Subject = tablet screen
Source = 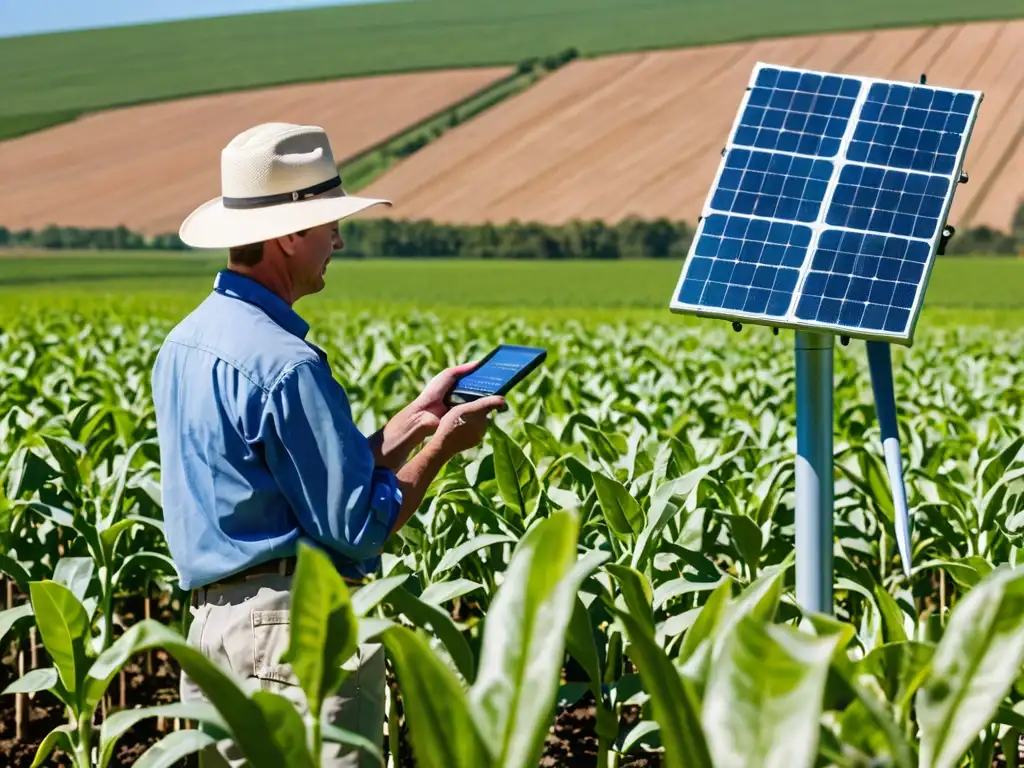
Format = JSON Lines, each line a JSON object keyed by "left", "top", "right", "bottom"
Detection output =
{"left": 455, "top": 346, "right": 545, "bottom": 395}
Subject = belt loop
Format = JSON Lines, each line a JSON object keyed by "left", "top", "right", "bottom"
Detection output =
{"left": 278, "top": 558, "right": 287, "bottom": 576}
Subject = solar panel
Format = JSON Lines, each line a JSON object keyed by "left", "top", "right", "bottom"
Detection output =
{"left": 670, "top": 62, "right": 982, "bottom": 345}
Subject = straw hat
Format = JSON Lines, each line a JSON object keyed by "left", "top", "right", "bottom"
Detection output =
{"left": 179, "top": 122, "right": 391, "bottom": 249}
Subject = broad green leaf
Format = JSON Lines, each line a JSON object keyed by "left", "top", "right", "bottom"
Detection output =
{"left": 432, "top": 534, "right": 516, "bottom": 580}
{"left": 321, "top": 722, "right": 386, "bottom": 766}
{"left": 357, "top": 617, "right": 395, "bottom": 645}
{"left": 469, "top": 510, "right": 607, "bottom": 768}
{"left": 381, "top": 625, "right": 489, "bottom": 768}
{"left": 837, "top": 681, "right": 914, "bottom": 768}
{"left": 980, "top": 435, "right": 1024, "bottom": 495}
{"left": 0, "top": 603, "right": 34, "bottom": 645}
{"left": 99, "top": 517, "right": 142, "bottom": 566}
{"left": 523, "top": 422, "right": 563, "bottom": 462}
{"left": 873, "top": 584, "right": 909, "bottom": 644}
{"left": 351, "top": 574, "right": 409, "bottom": 617}
{"left": 616, "top": 608, "right": 711, "bottom": 768}
{"left": 491, "top": 426, "right": 539, "bottom": 519}
{"left": 7, "top": 449, "right": 58, "bottom": 500}
{"left": 2, "top": 666, "right": 58, "bottom": 695}
{"left": 0, "top": 553, "right": 31, "bottom": 592}
{"left": 53, "top": 556, "right": 95, "bottom": 603}
{"left": 653, "top": 575, "right": 727, "bottom": 611}
{"left": 917, "top": 565, "right": 1024, "bottom": 768}
{"left": 565, "top": 595, "right": 617, "bottom": 740}
{"left": 29, "top": 580, "right": 90, "bottom": 697}
{"left": 251, "top": 691, "right": 316, "bottom": 768}
{"left": 40, "top": 434, "right": 83, "bottom": 496}
{"left": 112, "top": 551, "right": 178, "bottom": 587}
{"left": 88, "top": 619, "right": 286, "bottom": 767}
{"left": 280, "top": 541, "right": 358, "bottom": 720}
{"left": 134, "top": 730, "right": 220, "bottom": 768}
{"left": 607, "top": 564, "right": 654, "bottom": 634}
{"left": 621, "top": 720, "right": 661, "bottom": 754}
{"left": 723, "top": 513, "right": 763, "bottom": 576}
{"left": 712, "top": 559, "right": 791, "bottom": 661}
{"left": 859, "top": 641, "right": 933, "bottom": 710}
{"left": 100, "top": 702, "right": 228, "bottom": 768}
{"left": 30, "top": 724, "right": 75, "bottom": 768}
{"left": 579, "top": 424, "right": 626, "bottom": 466}
{"left": 678, "top": 578, "right": 732, "bottom": 666}
{"left": 703, "top": 616, "right": 840, "bottom": 768}
{"left": 632, "top": 468, "right": 710, "bottom": 570}
{"left": 420, "top": 579, "right": 483, "bottom": 606}
{"left": 386, "top": 586, "right": 476, "bottom": 684}
{"left": 592, "top": 471, "right": 644, "bottom": 538}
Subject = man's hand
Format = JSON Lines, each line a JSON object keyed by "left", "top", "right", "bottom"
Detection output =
{"left": 369, "top": 361, "right": 481, "bottom": 471}
{"left": 431, "top": 395, "right": 506, "bottom": 460}
{"left": 389, "top": 394, "right": 505, "bottom": 533}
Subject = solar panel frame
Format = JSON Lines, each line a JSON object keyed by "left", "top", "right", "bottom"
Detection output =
{"left": 669, "top": 61, "right": 983, "bottom": 346}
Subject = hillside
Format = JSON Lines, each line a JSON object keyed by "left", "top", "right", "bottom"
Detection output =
{"left": 2, "top": 0, "right": 1024, "bottom": 132}
{"left": 0, "top": 67, "right": 511, "bottom": 234}
{"left": 358, "top": 20, "right": 1024, "bottom": 233}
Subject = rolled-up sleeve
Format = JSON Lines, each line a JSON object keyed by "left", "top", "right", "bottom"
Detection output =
{"left": 258, "top": 359, "right": 402, "bottom": 563}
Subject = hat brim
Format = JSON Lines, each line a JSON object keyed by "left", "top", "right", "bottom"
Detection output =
{"left": 179, "top": 188, "right": 392, "bottom": 249}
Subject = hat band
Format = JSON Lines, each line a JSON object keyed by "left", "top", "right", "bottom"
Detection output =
{"left": 222, "top": 175, "right": 343, "bottom": 210}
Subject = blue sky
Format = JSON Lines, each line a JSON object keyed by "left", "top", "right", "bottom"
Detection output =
{"left": 0, "top": 0, "right": 377, "bottom": 38}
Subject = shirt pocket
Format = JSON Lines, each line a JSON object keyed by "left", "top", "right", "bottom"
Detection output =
{"left": 251, "top": 609, "right": 300, "bottom": 687}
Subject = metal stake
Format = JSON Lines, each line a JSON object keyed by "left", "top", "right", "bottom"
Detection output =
{"left": 795, "top": 331, "right": 834, "bottom": 615}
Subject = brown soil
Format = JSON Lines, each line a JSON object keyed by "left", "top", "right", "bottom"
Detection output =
{"left": 0, "top": 660, "right": 663, "bottom": 767}
{"left": 358, "top": 20, "right": 1024, "bottom": 233}
{"left": 0, "top": 67, "right": 511, "bottom": 235}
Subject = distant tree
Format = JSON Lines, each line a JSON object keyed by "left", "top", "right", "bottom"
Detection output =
{"left": 944, "top": 225, "right": 1017, "bottom": 256}
{"left": 1013, "top": 199, "right": 1024, "bottom": 244}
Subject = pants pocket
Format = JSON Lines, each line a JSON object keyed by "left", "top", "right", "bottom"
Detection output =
{"left": 251, "top": 609, "right": 299, "bottom": 688}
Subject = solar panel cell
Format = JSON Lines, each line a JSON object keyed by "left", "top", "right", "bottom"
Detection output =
{"left": 793, "top": 229, "right": 931, "bottom": 335}
{"left": 676, "top": 214, "right": 810, "bottom": 316}
{"left": 826, "top": 165, "right": 949, "bottom": 239}
{"left": 711, "top": 149, "right": 832, "bottom": 222}
{"left": 737, "top": 67, "right": 861, "bottom": 158}
{"left": 848, "top": 83, "right": 973, "bottom": 175}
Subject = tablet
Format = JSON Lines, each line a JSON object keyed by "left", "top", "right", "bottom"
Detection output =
{"left": 446, "top": 344, "right": 547, "bottom": 405}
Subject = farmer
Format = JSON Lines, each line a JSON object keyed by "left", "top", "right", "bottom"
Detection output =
{"left": 150, "top": 122, "right": 504, "bottom": 766}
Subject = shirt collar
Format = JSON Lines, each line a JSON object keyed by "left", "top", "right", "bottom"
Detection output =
{"left": 213, "top": 270, "right": 310, "bottom": 340}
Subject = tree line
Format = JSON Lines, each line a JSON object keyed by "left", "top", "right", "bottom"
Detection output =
{"left": 1, "top": 207, "right": 1022, "bottom": 258}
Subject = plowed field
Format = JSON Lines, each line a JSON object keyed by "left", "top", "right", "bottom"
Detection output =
{"left": 361, "top": 20, "right": 1024, "bottom": 233}
{"left": 0, "top": 68, "right": 511, "bottom": 235}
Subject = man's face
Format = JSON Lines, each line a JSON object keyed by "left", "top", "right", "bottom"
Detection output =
{"left": 288, "top": 221, "right": 342, "bottom": 298}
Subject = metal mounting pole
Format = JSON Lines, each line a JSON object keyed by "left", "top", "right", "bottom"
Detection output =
{"left": 795, "top": 331, "right": 834, "bottom": 615}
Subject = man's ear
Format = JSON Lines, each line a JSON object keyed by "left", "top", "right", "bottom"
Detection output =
{"left": 276, "top": 231, "right": 303, "bottom": 257}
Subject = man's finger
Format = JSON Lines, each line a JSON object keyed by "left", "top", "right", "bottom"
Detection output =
{"left": 457, "top": 395, "right": 505, "bottom": 415}
{"left": 446, "top": 360, "right": 480, "bottom": 377}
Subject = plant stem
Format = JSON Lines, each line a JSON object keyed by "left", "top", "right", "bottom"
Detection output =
{"left": 102, "top": 572, "right": 114, "bottom": 654}
{"left": 16, "top": 649, "right": 24, "bottom": 742}
{"left": 388, "top": 675, "right": 401, "bottom": 768}
{"left": 312, "top": 711, "right": 322, "bottom": 764}
{"left": 75, "top": 712, "right": 92, "bottom": 768}
{"left": 939, "top": 569, "right": 946, "bottom": 626}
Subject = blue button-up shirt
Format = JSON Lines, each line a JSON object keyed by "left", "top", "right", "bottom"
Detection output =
{"left": 151, "top": 269, "right": 402, "bottom": 590}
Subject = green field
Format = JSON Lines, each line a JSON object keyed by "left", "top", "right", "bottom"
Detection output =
{"left": 0, "top": 253, "right": 1021, "bottom": 330}
{"left": 2, "top": 0, "right": 1024, "bottom": 131}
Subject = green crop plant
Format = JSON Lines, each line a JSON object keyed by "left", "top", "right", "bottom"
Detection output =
{"left": 0, "top": 307, "right": 1023, "bottom": 766}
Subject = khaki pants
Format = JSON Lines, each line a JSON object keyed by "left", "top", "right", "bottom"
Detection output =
{"left": 181, "top": 574, "right": 386, "bottom": 767}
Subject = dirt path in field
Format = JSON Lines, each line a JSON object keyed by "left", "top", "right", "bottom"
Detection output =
{"left": 361, "top": 20, "right": 1024, "bottom": 233}
{"left": 0, "top": 68, "right": 511, "bottom": 235}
